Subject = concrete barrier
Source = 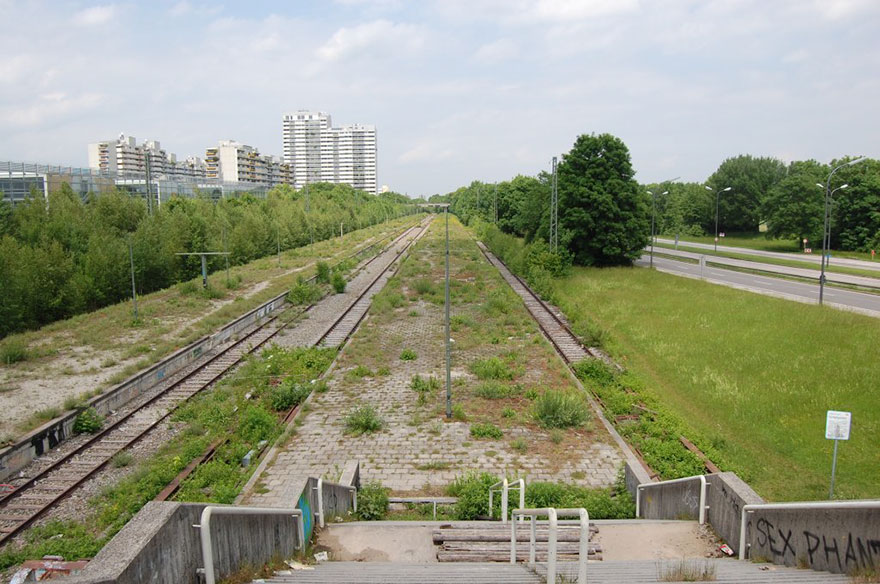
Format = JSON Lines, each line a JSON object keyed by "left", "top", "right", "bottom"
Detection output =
{"left": 64, "top": 501, "right": 304, "bottom": 584}
{"left": 742, "top": 503, "right": 880, "bottom": 574}
{"left": 0, "top": 292, "right": 287, "bottom": 483}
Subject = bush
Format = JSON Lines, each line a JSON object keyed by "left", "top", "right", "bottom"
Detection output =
{"left": 0, "top": 337, "right": 29, "bottom": 365}
{"left": 470, "top": 422, "right": 503, "bottom": 439}
{"left": 73, "top": 407, "right": 104, "bottom": 434}
{"left": 315, "top": 261, "right": 331, "bottom": 284}
{"left": 469, "top": 357, "right": 514, "bottom": 380}
{"left": 356, "top": 482, "right": 389, "bottom": 520}
{"left": 413, "top": 278, "right": 435, "bottom": 295}
{"left": 287, "top": 278, "right": 322, "bottom": 305}
{"left": 266, "top": 379, "right": 310, "bottom": 411}
{"left": 573, "top": 358, "right": 618, "bottom": 386}
{"left": 400, "top": 348, "right": 417, "bottom": 361}
{"left": 474, "top": 381, "right": 520, "bottom": 399}
{"left": 331, "top": 272, "right": 346, "bottom": 293}
{"left": 533, "top": 390, "right": 590, "bottom": 429}
{"left": 410, "top": 374, "right": 440, "bottom": 393}
{"left": 446, "top": 472, "right": 499, "bottom": 520}
{"left": 345, "top": 404, "right": 384, "bottom": 435}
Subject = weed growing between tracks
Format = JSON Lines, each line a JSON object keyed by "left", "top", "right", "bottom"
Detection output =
{"left": 0, "top": 346, "right": 334, "bottom": 570}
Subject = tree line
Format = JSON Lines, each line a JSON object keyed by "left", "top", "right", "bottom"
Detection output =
{"left": 0, "top": 183, "right": 414, "bottom": 338}
{"left": 436, "top": 140, "right": 879, "bottom": 266}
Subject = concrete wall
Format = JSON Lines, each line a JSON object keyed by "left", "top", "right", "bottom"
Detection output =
{"left": 743, "top": 506, "right": 880, "bottom": 574}
{"left": 0, "top": 292, "right": 287, "bottom": 483}
{"left": 64, "top": 501, "right": 304, "bottom": 584}
{"left": 634, "top": 471, "right": 764, "bottom": 555}
{"left": 623, "top": 460, "right": 653, "bottom": 500}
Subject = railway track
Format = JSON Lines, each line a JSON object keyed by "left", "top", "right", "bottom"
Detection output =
{"left": 476, "top": 242, "right": 594, "bottom": 364}
{"left": 0, "top": 218, "right": 430, "bottom": 547}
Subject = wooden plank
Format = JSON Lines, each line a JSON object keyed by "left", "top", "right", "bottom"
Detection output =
{"left": 679, "top": 435, "right": 722, "bottom": 474}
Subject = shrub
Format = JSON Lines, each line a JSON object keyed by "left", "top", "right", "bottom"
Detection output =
{"left": 315, "top": 261, "right": 331, "bottom": 284}
{"left": 73, "top": 407, "right": 104, "bottom": 434}
{"left": 287, "top": 278, "right": 322, "bottom": 305}
{"left": 345, "top": 405, "right": 384, "bottom": 435}
{"left": 469, "top": 357, "right": 514, "bottom": 380}
{"left": 474, "top": 381, "right": 519, "bottom": 399}
{"left": 266, "top": 379, "right": 310, "bottom": 411}
{"left": 111, "top": 451, "right": 134, "bottom": 468}
{"left": 400, "top": 348, "right": 417, "bottom": 361}
{"left": 446, "top": 472, "right": 499, "bottom": 520}
{"left": 511, "top": 437, "right": 527, "bottom": 452}
{"left": 501, "top": 407, "right": 515, "bottom": 418}
{"left": 470, "top": 422, "right": 503, "bottom": 439}
{"left": 410, "top": 374, "right": 440, "bottom": 393}
{"left": 452, "top": 403, "right": 467, "bottom": 421}
{"left": 573, "top": 358, "right": 618, "bottom": 386}
{"left": 413, "top": 278, "right": 435, "bottom": 295}
{"left": 356, "top": 482, "right": 389, "bottom": 520}
{"left": 331, "top": 272, "right": 346, "bottom": 293}
{"left": 0, "top": 337, "right": 29, "bottom": 365}
{"left": 533, "top": 390, "right": 590, "bottom": 429}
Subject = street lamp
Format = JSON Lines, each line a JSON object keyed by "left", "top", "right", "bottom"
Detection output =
{"left": 705, "top": 185, "right": 732, "bottom": 252}
{"left": 645, "top": 189, "right": 667, "bottom": 268}
{"left": 817, "top": 158, "right": 866, "bottom": 305}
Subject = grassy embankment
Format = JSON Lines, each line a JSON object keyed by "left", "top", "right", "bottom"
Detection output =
{"left": 553, "top": 266, "right": 879, "bottom": 502}
{"left": 0, "top": 216, "right": 422, "bottom": 440}
{"left": 667, "top": 232, "right": 875, "bottom": 262}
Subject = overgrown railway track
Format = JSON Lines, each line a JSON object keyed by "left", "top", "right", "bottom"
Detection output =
{"left": 476, "top": 242, "right": 596, "bottom": 364}
{"left": 0, "top": 218, "right": 431, "bottom": 547}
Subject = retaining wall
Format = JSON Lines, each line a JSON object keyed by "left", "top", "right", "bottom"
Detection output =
{"left": 0, "top": 293, "right": 287, "bottom": 483}
{"left": 743, "top": 506, "right": 880, "bottom": 574}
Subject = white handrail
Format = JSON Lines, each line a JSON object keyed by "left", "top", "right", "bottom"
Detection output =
{"left": 510, "top": 507, "right": 589, "bottom": 584}
{"left": 738, "top": 500, "right": 880, "bottom": 560}
{"left": 489, "top": 478, "right": 525, "bottom": 523}
{"left": 636, "top": 474, "right": 708, "bottom": 524}
{"left": 197, "top": 506, "right": 303, "bottom": 584}
{"left": 314, "top": 477, "right": 358, "bottom": 528}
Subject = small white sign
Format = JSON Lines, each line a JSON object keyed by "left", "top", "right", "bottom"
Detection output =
{"left": 826, "top": 410, "right": 851, "bottom": 441}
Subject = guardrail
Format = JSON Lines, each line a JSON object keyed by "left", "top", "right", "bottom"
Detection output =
{"left": 196, "top": 506, "right": 304, "bottom": 584}
{"left": 314, "top": 477, "right": 357, "bottom": 528}
{"left": 489, "top": 478, "right": 525, "bottom": 523}
{"left": 510, "top": 507, "right": 589, "bottom": 584}
{"left": 636, "top": 474, "right": 709, "bottom": 524}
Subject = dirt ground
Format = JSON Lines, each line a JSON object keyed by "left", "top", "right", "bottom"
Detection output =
{"left": 314, "top": 520, "right": 718, "bottom": 563}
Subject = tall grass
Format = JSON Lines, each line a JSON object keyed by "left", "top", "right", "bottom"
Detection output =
{"left": 554, "top": 266, "right": 880, "bottom": 501}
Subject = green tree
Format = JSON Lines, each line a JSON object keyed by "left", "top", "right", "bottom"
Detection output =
{"left": 762, "top": 160, "right": 827, "bottom": 245}
{"left": 831, "top": 158, "right": 880, "bottom": 251}
{"left": 706, "top": 155, "right": 786, "bottom": 233}
{"left": 557, "top": 133, "right": 648, "bottom": 266}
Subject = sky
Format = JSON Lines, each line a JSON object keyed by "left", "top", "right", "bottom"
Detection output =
{"left": 1, "top": 0, "right": 879, "bottom": 197}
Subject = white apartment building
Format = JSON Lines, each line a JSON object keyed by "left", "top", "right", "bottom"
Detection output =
{"left": 88, "top": 134, "right": 207, "bottom": 180}
{"left": 205, "top": 140, "right": 291, "bottom": 186}
{"left": 282, "top": 111, "right": 377, "bottom": 195}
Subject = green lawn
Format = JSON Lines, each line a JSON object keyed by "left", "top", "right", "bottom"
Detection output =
{"left": 667, "top": 233, "right": 876, "bottom": 261}
{"left": 553, "top": 266, "right": 879, "bottom": 502}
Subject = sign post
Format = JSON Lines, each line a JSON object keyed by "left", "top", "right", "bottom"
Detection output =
{"left": 825, "top": 410, "right": 851, "bottom": 499}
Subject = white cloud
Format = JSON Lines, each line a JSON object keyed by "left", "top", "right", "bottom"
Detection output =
{"left": 0, "top": 93, "right": 105, "bottom": 127}
{"left": 813, "top": 0, "right": 878, "bottom": 20}
{"left": 473, "top": 38, "right": 518, "bottom": 64}
{"left": 529, "top": 0, "right": 640, "bottom": 22}
{"left": 317, "top": 19, "right": 425, "bottom": 61}
{"left": 73, "top": 5, "right": 117, "bottom": 26}
{"left": 170, "top": 2, "right": 192, "bottom": 16}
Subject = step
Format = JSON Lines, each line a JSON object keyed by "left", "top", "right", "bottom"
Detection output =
{"left": 261, "top": 562, "right": 541, "bottom": 583}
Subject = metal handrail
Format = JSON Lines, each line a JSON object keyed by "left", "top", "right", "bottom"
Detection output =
{"left": 196, "top": 506, "right": 303, "bottom": 584}
{"left": 510, "top": 507, "right": 589, "bottom": 584}
{"left": 636, "top": 474, "right": 709, "bottom": 524}
{"left": 489, "top": 478, "right": 525, "bottom": 523}
{"left": 314, "top": 477, "right": 358, "bottom": 528}
{"left": 739, "top": 500, "right": 880, "bottom": 560}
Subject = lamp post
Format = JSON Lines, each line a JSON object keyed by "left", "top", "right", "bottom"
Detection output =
{"left": 817, "top": 158, "right": 866, "bottom": 305}
{"left": 705, "top": 185, "right": 732, "bottom": 252}
{"left": 645, "top": 189, "right": 667, "bottom": 268}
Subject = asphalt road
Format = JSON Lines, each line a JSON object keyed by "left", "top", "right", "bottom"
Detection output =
{"left": 637, "top": 254, "right": 880, "bottom": 318}
{"left": 654, "top": 238, "right": 880, "bottom": 273}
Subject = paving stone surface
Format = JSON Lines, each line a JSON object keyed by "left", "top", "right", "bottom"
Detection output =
{"left": 246, "top": 220, "right": 624, "bottom": 506}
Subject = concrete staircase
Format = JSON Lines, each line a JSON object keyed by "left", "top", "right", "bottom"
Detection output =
{"left": 432, "top": 521, "right": 602, "bottom": 562}
{"left": 259, "top": 559, "right": 850, "bottom": 583}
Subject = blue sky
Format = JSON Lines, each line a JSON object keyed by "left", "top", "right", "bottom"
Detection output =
{"left": 1, "top": 0, "right": 879, "bottom": 196}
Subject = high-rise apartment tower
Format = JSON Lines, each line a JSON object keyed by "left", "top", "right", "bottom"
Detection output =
{"left": 282, "top": 111, "right": 377, "bottom": 195}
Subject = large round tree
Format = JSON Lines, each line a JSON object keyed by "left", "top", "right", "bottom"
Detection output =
{"left": 558, "top": 133, "right": 648, "bottom": 266}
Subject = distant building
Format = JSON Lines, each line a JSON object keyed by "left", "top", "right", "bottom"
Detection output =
{"left": 282, "top": 111, "right": 377, "bottom": 195}
{"left": 205, "top": 140, "right": 291, "bottom": 186}
{"left": 88, "top": 134, "right": 207, "bottom": 180}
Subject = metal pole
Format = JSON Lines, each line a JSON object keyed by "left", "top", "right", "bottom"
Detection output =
{"left": 223, "top": 226, "right": 229, "bottom": 283}
{"left": 829, "top": 439, "right": 839, "bottom": 499}
{"left": 144, "top": 151, "right": 153, "bottom": 215}
{"left": 200, "top": 254, "right": 208, "bottom": 289}
{"left": 445, "top": 207, "right": 452, "bottom": 419}
{"left": 714, "top": 189, "right": 720, "bottom": 253}
{"left": 819, "top": 158, "right": 866, "bottom": 304}
{"left": 128, "top": 236, "right": 138, "bottom": 320}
